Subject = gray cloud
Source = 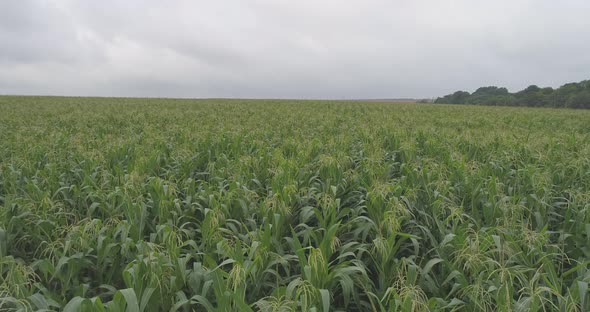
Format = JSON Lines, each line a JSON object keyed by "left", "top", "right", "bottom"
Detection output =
{"left": 1, "top": 0, "right": 590, "bottom": 98}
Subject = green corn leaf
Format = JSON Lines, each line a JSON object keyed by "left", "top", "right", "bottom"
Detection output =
{"left": 320, "top": 289, "right": 330, "bottom": 312}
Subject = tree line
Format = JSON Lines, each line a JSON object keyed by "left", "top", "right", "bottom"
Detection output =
{"left": 434, "top": 79, "right": 590, "bottom": 109}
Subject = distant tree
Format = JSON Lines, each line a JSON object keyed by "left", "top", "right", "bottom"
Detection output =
{"left": 523, "top": 85, "right": 541, "bottom": 93}
{"left": 553, "top": 83, "right": 580, "bottom": 107}
{"left": 435, "top": 79, "right": 590, "bottom": 109}
{"left": 450, "top": 91, "right": 471, "bottom": 104}
{"left": 565, "top": 91, "right": 590, "bottom": 109}
{"left": 515, "top": 85, "right": 550, "bottom": 106}
{"left": 472, "top": 86, "right": 509, "bottom": 96}
{"left": 468, "top": 86, "right": 509, "bottom": 105}
{"left": 434, "top": 91, "right": 470, "bottom": 104}
{"left": 490, "top": 95, "right": 517, "bottom": 106}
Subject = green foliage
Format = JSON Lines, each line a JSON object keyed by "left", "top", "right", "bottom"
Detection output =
{"left": 1, "top": 96, "right": 589, "bottom": 311}
{"left": 434, "top": 79, "right": 590, "bottom": 108}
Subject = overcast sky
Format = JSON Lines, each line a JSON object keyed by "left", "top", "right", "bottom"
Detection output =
{"left": 1, "top": 1, "right": 590, "bottom": 99}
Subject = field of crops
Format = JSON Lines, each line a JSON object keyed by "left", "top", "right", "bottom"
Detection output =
{"left": 1, "top": 96, "right": 589, "bottom": 311}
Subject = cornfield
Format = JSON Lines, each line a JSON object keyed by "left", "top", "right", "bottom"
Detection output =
{"left": 1, "top": 96, "right": 589, "bottom": 311}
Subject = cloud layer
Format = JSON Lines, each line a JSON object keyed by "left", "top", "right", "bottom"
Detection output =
{"left": 1, "top": 0, "right": 590, "bottom": 98}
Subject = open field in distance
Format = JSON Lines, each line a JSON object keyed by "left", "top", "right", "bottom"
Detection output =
{"left": 1, "top": 96, "right": 589, "bottom": 311}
